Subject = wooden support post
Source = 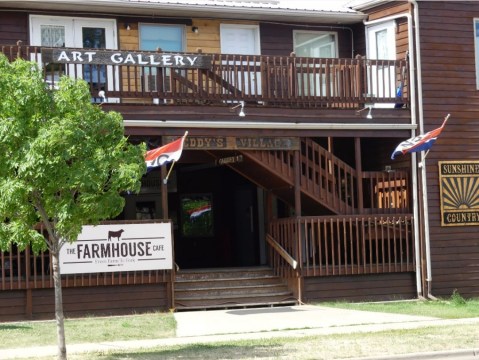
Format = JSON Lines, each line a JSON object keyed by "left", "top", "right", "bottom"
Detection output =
{"left": 355, "top": 137, "right": 364, "bottom": 213}
{"left": 294, "top": 150, "right": 301, "bottom": 217}
{"left": 161, "top": 166, "right": 168, "bottom": 220}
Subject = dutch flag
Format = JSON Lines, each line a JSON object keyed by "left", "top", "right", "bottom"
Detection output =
{"left": 391, "top": 115, "right": 449, "bottom": 160}
{"left": 145, "top": 131, "right": 188, "bottom": 171}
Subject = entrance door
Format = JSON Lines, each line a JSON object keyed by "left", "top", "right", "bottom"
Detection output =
{"left": 220, "top": 24, "right": 261, "bottom": 95}
{"left": 233, "top": 187, "right": 258, "bottom": 266}
{"left": 366, "top": 21, "right": 396, "bottom": 106}
{"left": 30, "top": 15, "right": 118, "bottom": 97}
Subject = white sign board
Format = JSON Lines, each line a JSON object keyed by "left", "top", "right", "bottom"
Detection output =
{"left": 60, "top": 223, "right": 173, "bottom": 274}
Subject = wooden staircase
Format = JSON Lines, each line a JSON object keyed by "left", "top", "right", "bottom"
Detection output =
{"left": 174, "top": 267, "right": 297, "bottom": 310}
{"left": 208, "top": 138, "right": 357, "bottom": 215}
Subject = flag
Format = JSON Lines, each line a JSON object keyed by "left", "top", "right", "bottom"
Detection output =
{"left": 189, "top": 204, "right": 212, "bottom": 220}
{"left": 145, "top": 131, "right": 188, "bottom": 170}
{"left": 391, "top": 114, "right": 450, "bottom": 160}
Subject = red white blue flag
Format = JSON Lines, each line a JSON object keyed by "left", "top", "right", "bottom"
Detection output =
{"left": 189, "top": 204, "right": 212, "bottom": 220}
{"left": 391, "top": 114, "right": 449, "bottom": 160}
{"left": 145, "top": 131, "right": 188, "bottom": 170}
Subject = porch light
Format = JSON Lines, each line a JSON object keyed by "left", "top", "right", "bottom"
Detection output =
{"left": 124, "top": 23, "right": 131, "bottom": 31}
{"left": 355, "top": 104, "right": 373, "bottom": 120}
{"left": 192, "top": 26, "right": 199, "bottom": 34}
{"left": 231, "top": 101, "right": 245, "bottom": 117}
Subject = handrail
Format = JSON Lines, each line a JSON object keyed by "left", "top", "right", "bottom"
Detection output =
{"left": 266, "top": 234, "right": 297, "bottom": 270}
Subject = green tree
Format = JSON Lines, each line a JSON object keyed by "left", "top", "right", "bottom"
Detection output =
{"left": 0, "top": 55, "right": 146, "bottom": 360}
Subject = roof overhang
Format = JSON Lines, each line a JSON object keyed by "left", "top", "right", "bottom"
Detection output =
{"left": 1, "top": 1, "right": 367, "bottom": 25}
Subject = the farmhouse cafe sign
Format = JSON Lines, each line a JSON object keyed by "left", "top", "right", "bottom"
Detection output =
{"left": 41, "top": 48, "right": 212, "bottom": 68}
{"left": 59, "top": 222, "right": 173, "bottom": 274}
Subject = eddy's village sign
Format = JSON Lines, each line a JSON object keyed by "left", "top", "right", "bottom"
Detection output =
{"left": 163, "top": 136, "right": 300, "bottom": 150}
{"left": 60, "top": 223, "right": 173, "bottom": 274}
{"left": 41, "top": 48, "right": 212, "bottom": 68}
{"left": 439, "top": 161, "right": 479, "bottom": 226}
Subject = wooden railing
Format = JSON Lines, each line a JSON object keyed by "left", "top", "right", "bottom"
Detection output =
{"left": 246, "top": 140, "right": 411, "bottom": 215}
{"left": 269, "top": 214, "right": 414, "bottom": 278}
{"left": 362, "top": 169, "right": 411, "bottom": 213}
{"left": 301, "top": 139, "right": 356, "bottom": 213}
{"left": 266, "top": 234, "right": 298, "bottom": 279}
{"left": 1, "top": 45, "right": 409, "bottom": 109}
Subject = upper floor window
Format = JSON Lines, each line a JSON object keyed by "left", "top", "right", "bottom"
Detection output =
{"left": 293, "top": 30, "right": 337, "bottom": 58}
{"left": 139, "top": 24, "right": 185, "bottom": 52}
{"left": 474, "top": 19, "right": 479, "bottom": 89}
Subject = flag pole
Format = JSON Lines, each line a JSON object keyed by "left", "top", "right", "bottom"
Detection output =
{"left": 418, "top": 113, "right": 449, "bottom": 167}
{"left": 162, "top": 131, "right": 188, "bottom": 185}
{"left": 163, "top": 161, "right": 176, "bottom": 185}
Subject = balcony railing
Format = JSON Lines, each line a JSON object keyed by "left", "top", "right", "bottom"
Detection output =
{"left": 2, "top": 45, "right": 409, "bottom": 109}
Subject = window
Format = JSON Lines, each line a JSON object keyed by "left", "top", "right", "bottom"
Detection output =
{"left": 139, "top": 24, "right": 184, "bottom": 52}
{"left": 474, "top": 19, "right": 479, "bottom": 89}
{"left": 293, "top": 31, "right": 337, "bottom": 97}
{"left": 139, "top": 24, "right": 185, "bottom": 93}
{"left": 293, "top": 30, "right": 337, "bottom": 58}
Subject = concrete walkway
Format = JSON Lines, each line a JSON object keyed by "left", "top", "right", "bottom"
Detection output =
{"left": 2, "top": 305, "right": 479, "bottom": 359}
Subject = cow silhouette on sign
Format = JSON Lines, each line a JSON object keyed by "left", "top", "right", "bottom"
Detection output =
{"left": 108, "top": 229, "right": 124, "bottom": 241}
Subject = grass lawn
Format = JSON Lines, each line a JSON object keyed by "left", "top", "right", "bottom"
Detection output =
{"left": 2, "top": 294, "right": 479, "bottom": 359}
{"left": 322, "top": 293, "right": 479, "bottom": 319}
{"left": 0, "top": 312, "right": 176, "bottom": 349}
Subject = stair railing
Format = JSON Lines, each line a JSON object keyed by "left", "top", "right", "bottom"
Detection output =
{"left": 245, "top": 138, "right": 357, "bottom": 214}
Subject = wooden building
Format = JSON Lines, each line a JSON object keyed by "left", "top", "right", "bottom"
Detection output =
{"left": 0, "top": 0, "right": 477, "bottom": 321}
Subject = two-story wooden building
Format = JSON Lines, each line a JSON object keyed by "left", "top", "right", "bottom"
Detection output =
{"left": 1, "top": 0, "right": 477, "bottom": 321}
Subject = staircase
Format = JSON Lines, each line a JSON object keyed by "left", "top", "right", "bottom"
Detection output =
{"left": 174, "top": 267, "right": 297, "bottom": 310}
{"left": 208, "top": 138, "right": 357, "bottom": 215}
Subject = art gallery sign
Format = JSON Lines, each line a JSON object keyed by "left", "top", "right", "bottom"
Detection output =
{"left": 439, "top": 161, "right": 479, "bottom": 226}
{"left": 41, "top": 48, "right": 212, "bottom": 68}
{"left": 60, "top": 222, "right": 173, "bottom": 274}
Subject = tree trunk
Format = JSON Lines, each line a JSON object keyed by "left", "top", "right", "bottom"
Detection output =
{"left": 52, "top": 247, "right": 67, "bottom": 360}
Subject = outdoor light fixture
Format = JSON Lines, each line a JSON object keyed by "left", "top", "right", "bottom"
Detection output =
{"left": 355, "top": 104, "right": 373, "bottom": 119}
{"left": 98, "top": 90, "right": 107, "bottom": 104}
{"left": 231, "top": 101, "right": 245, "bottom": 117}
{"left": 192, "top": 26, "right": 199, "bottom": 33}
{"left": 124, "top": 23, "right": 131, "bottom": 31}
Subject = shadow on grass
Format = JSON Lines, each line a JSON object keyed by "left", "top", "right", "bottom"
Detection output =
{"left": 99, "top": 343, "right": 281, "bottom": 360}
{"left": 0, "top": 324, "right": 33, "bottom": 330}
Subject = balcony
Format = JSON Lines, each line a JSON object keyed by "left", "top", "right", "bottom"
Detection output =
{"left": 2, "top": 45, "right": 409, "bottom": 111}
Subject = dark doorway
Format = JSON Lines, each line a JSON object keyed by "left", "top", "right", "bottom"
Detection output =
{"left": 172, "top": 161, "right": 260, "bottom": 269}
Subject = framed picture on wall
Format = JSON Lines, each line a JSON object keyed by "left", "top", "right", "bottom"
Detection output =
{"left": 180, "top": 194, "right": 214, "bottom": 237}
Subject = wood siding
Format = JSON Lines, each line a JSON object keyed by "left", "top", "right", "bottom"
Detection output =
{"left": 304, "top": 273, "right": 416, "bottom": 302}
{"left": 418, "top": 1, "right": 479, "bottom": 297}
{"left": 0, "top": 12, "right": 28, "bottom": 44}
{"left": 0, "top": 284, "right": 168, "bottom": 321}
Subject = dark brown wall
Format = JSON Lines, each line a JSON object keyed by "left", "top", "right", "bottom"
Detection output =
{"left": 259, "top": 23, "right": 357, "bottom": 58}
{"left": 0, "top": 12, "right": 28, "bottom": 44}
{"left": 0, "top": 284, "right": 168, "bottom": 322}
{"left": 418, "top": 1, "right": 479, "bottom": 298}
{"left": 304, "top": 273, "right": 417, "bottom": 302}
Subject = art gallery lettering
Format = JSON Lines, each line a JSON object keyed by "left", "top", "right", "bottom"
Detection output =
{"left": 41, "top": 48, "right": 212, "bottom": 68}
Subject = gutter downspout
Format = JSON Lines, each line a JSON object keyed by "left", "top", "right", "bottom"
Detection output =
{"left": 363, "top": 12, "right": 423, "bottom": 298}
{"left": 410, "top": 0, "right": 435, "bottom": 300}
